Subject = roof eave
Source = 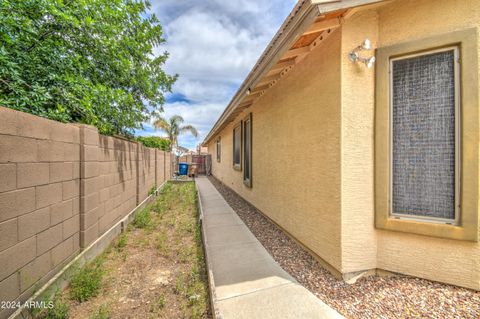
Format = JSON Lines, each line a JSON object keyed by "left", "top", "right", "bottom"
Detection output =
{"left": 203, "top": 0, "right": 320, "bottom": 145}
{"left": 202, "top": 0, "right": 387, "bottom": 146}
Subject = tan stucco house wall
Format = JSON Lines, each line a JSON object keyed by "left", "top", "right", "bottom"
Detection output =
{"left": 205, "top": 0, "right": 480, "bottom": 290}
{"left": 211, "top": 30, "right": 343, "bottom": 271}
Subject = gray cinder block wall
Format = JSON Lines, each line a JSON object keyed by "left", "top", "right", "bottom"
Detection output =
{"left": 0, "top": 107, "right": 172, "bottom": 318}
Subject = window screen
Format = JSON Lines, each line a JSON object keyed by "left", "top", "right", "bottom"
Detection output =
{"left": 391, "top": 48, "right": 458, "bottom": 220}
{"left": 243, "top": 114, "right": 252, "bottom": 186}
{"left": 233, "top": 124, "right": 241, "bottom": 168}
{"left": 216, "top": 137, "right": 221, "bottom": 162}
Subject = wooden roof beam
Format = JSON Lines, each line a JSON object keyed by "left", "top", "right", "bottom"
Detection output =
{"left": 250, "top": 84, "right": 270, "bottom": 94}
{"left": 238, "top": 99, "right": 254, "bottom": 108}
{"left": 270, "top": 59, "right": 296, "bottom": 72}
{"left": 203, "top": 0, "right": 390, "bottom": 145}
{"left": 258, "top": 74, "right": 281, "bottom": 86}
{"left": 302, "top": 18, "right": 340, "bottom": 36}
{"left": 266, "top": 59, "right": 297, "bottom": 76}
{"left": 282, "top": 46, "right": 310, "bottom": 59}
{"left": 266, "top": 68, "right": 283, "bottom": 77}
{"left": 246, "top": 91, "right": 262, "bottom": 98}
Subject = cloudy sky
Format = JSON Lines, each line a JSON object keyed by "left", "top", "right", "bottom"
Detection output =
{"left": 135, "top": 0, "right": 297, "bottom": 149}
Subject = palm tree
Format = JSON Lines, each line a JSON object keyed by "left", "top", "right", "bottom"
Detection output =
{"left": 153, "top": 115, "right": 198, "bottom": 151}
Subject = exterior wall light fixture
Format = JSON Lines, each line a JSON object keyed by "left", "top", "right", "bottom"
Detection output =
{"left": 349, "top": 39, "right": 376, "bottom": 68}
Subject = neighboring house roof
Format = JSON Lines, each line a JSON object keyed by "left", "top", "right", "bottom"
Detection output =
{"left": 203, "top": 0, "right": 387, "bottom": 145}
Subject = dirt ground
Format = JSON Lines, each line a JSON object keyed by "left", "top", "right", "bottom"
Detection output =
{"left": 44, "top": 182, "right": 211, "bottom": 319}
{"left": 208, "top": 176, "right": 480, "bottom": 319}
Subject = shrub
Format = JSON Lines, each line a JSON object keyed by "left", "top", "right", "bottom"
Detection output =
{"left": 157, "top": 294, "right": 166, "bottom": 310}
{"left": 148, "top": 184, "right": 157, "bottom": 196}
{"left": 90, "top": 304, "right": 111, "bottom": 319}
{"left": 137, "top": 136, "right": 171, "bottom": 151}
{"left": 69, "top": 262, "right": 104, "bottom": 302}
{"left": 116, "top": 233, "right": 128, "bottom": 251}
{"left": 37, "top": 291, "right": 69, "bottom": 319}
{"left": 42, "top": 301, "right": 69, "bottom": 319}
{"left": 133, "top": 208, "right": 152, "bottom": 229}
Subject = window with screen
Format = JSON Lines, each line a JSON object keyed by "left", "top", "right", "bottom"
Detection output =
{"left": 375, "top": 29, "right": 479, "bottom": 241}
{"left": 243, "top": 114, "right": 252, "bottom": 187}
{"left": 390, "top": 47, "right": 459, "bottom": 222}
{"left": 216, "top": 137, "right": 221, "bottom": 162}
{"left": 233, "top": 123, "right": 241, "bottom": 169}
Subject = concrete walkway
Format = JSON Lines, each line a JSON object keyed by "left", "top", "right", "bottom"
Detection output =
{"left": 196, "top": 176, "right": 344, "bottom": 319}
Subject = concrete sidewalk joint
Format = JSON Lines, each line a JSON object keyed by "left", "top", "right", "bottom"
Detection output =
{"left": 195, "top": 176, "right": 344, "bottom": 319}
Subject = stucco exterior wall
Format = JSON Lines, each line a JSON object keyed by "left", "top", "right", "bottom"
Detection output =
{"left": 209, "top": 30, "right": 343, "bottom": 271}
{"left": 373, "top": 0, "right": 480, "bottom": 290}
{"left": 339, "top": 9, "right": 379, "bottom": 273}
{"left": 207, "top": 0, "right": 480, "bottom": 290}
{"left": 337, "top": 0, "right": 480, "bottom": 288}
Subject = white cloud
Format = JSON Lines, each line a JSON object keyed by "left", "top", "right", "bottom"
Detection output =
{"left": 160, "top": 101, "right": 225, "bottom": 137}
{"left": 163, "top": 11, "right": 269, "bottom": 81}
{"left": 171, "top": 78, "right": 235, "bottom": 104}
{"left": 140, "top": 0, "right": 297, "bottom": 149}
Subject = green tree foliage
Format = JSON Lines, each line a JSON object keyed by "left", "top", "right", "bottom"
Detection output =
{"left": 137, "top": 135, "right": 171, "bottom": 151}
{"left": 0, "top": 0, "right": 176, "bottom": 135}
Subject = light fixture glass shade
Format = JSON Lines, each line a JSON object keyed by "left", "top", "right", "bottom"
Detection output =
{"left": 365, "top": 56, "right": 376, "bottom": 68}
{"left": 349, "top": 52, "right": 359, "bottom": 62}
{"left": 349, "top": 39, "right": 375, "bottom": 68}
{"left": 362, "top": 39, "right": 371, "bottom": 50}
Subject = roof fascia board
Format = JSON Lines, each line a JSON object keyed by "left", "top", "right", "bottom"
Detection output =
{"left": 203, "top": 2, "right": 321, "bottom": 145}
{"left": 315, "top": 0, "right": 387, "bottom": 13}
{"left": 203, "top": 0, "right": 387, "bottom": 145}
{"left": 246, "top": 6, "right": 321, "bottom": 92}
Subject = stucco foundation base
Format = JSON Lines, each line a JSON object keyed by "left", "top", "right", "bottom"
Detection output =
{"left": 260, "top": 207, "right": 345, "bottom": 280}
{"left": 211, "top": 178, "right": 345, "bottom": 280}
{"left": 209, "top": 177, "right": 467, "bottom": 289}
{"left": 235, "top": 199, "right": 385, "bottom": 285}
{"left": 7, "top": 182, "right": 169, "bottom": 319}
{"left": 223, "top": 194, "right": 404, "bottom": 285}
{"left": 208, "top": 177, "right": 350, "bottom": 279}
{"left": 342, "top": 269, "right": 402, "bottom": 284}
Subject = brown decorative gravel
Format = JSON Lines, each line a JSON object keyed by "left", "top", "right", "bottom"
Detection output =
{"left": 208, "top": 176, "right": 480, "bottom": 319}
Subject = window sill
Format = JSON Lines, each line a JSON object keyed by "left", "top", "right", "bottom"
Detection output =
{"left": 233, "top": 164, "right": 241, "bottom": 171}
{"left": 375, "top": 215, "right": 478, "bottom": 242}
{"left": 374, "top": 28, "right": 479, "bottom": 243}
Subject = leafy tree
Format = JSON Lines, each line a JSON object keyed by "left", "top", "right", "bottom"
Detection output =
{"left": 137, "top": 136, "right": 171, "bottom": 151}
{"left": 0, "top": 0, "right": 176, "bottom": 135}
{"left": 153, "top": 115, "right": 198, "bottom": 150}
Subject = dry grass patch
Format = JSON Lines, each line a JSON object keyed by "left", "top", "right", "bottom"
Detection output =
{"left": 37, "top": 182, "right": 210, "bottom": 319}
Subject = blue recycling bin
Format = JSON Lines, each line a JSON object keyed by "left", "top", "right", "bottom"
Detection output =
{"left": 179, "top": 162, "right": 189, "bottom": 176}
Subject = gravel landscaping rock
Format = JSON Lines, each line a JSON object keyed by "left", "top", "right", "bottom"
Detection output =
{"left": 208, "top": 176, "right": 480, "bottom": 319}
